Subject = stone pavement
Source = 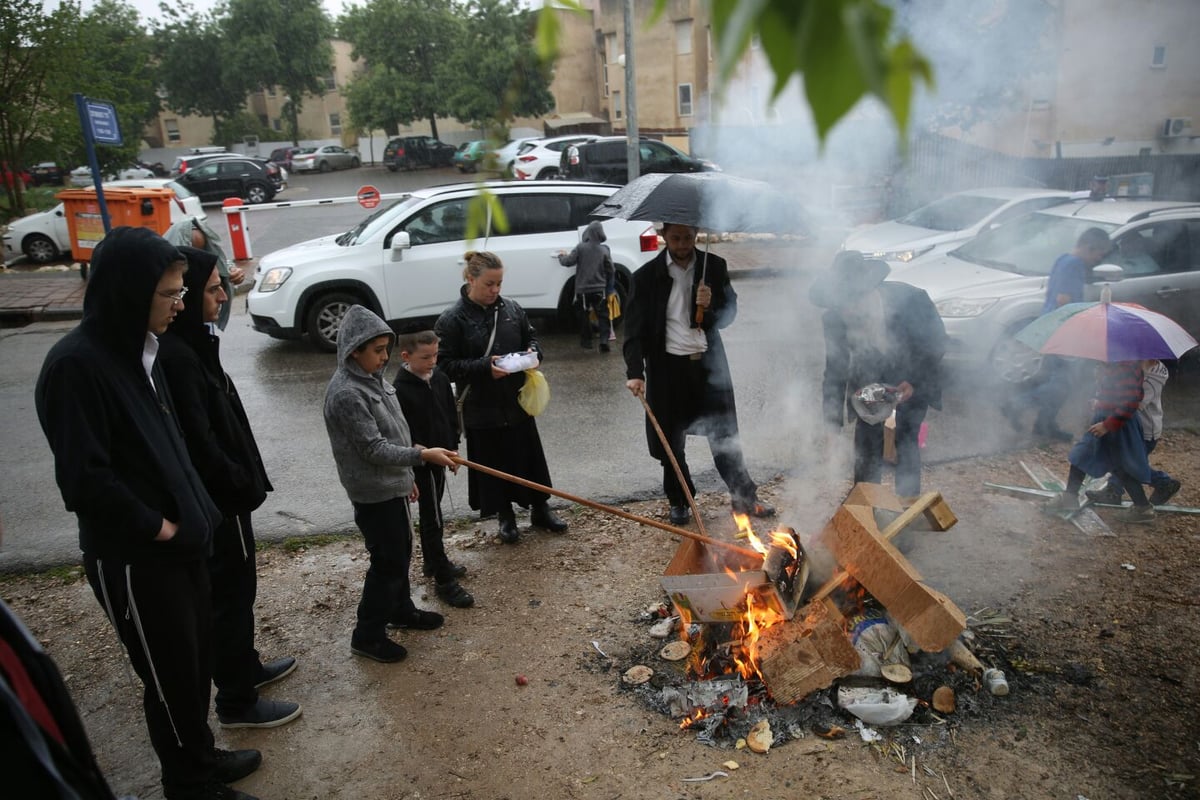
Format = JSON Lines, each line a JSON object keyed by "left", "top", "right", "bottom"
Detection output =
{"left": 0, "top": 268, "right": 87, "bottom": 326}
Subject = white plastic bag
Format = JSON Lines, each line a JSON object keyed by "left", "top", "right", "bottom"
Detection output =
{"left": 495, "top": 351, "right": 539, "bottom": 372}
{"left": 837, "top": 686, "right": 917, "bottom": 726}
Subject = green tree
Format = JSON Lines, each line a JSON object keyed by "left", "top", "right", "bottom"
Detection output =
{"left": 152, "top": 2, "right": 256, "bottom": 146}
{"left": 337, "top": 0, "right": 460, "bottom": 139}
{"left": 222, "top": 0, "right": 333, "bottom": 145}
{"left": 448, "top": 0, "right": 554, "bottom": 132}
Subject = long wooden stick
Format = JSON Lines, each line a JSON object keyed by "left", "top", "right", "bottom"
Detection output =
{"left": 450, "top": 456, "right": 760, "bottom": 559}
{"left": 637, "top": 394, "right": 708, "bottom": 539}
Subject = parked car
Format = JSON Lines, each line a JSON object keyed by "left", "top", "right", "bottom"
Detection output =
{"left": 383, "top": 136, "right": 456, "bottom": 171}
{"left": 452, "top": 140, "right": 488, "bottom": 173}
{"left": 29, "top": 162, "right": 65, "bottom": 186}
{"left": 2, "top": 178, "right": 206, "bottom": 264}
{"left": 291, "top": 145, "right": 360, "bottom": 173}
{"left": 246, "top": 180, "right": 662, "bottom": 351}
{"left": 891, "top": 200, "right": 1200, "bottom": 384}
{"left": 2, "top": 162, "right": 33, "bottom": 189}
{"left": 70, "top": 164, "right": 157, "bottom": 186}
{"left": 491, "top": 136, "right": 540, "bottom": 176}
{"left": 169, "top": 152, "right": 242, "bottom": 177}
{"left": 175, "top": 157, "right": 285, "bottom": 204}
{"left": 267, "top": 146, "right": 303, "bottom": 171}
{"left": 840, "top": 188, "right": 1075, "bottom": 268}
{"left": 561, "top": 137, "right": 719, "bottom": 184}
{"left": 512, "top": 134, "right": 598, "bottom": 180}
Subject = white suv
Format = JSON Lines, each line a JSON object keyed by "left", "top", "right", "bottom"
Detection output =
{"left": 512, "top": 135, "right": 598, "bottom": 181}
{"left": 247, "top": 180, "right": 661, "bottom": 351}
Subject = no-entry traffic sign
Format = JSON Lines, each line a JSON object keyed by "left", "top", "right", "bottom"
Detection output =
{"left": 357, "top": 185, "right": 381, "bottom": 209}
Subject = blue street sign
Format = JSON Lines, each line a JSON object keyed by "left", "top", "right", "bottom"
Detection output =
{"left": 85, "top": 100, "right": 123, "bottom": 145}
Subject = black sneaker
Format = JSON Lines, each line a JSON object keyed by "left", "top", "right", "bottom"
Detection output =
{"left": 732, "top": 500, "right": 776, "bottom": 518}
{"left": 351, "top": 638, "right": 408, "bottom": 663}
{"left": 388, "top": 609, "right": 444, "bottom": 630}
{"left": 212, "top": 748, "right": 262, "bottom": 784}
{"left": 423, "top": 561, "right": 468, "bottom": 580}
{"left": 218, "top": 698, "right": 302, "bottom": 729}
{"left": 436, "top": 580, "right": 475, "bottom": 608}
{"left": 1149, "top": 478, "right": 1181, "bottom": 506}
{"left": 668, "top": 505, "right": 691, "bottom": 526}
{"left": 498, "top": 515, "right": 519, "bottom": 544}
{"left": 253, "top": 656, "right": 297, "bottom": 689}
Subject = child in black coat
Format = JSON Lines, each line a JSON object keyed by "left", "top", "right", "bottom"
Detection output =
{"left": 393, "top": 329, "right": 474, "bottom": 608}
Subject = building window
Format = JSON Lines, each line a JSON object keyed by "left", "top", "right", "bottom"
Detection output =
{"left": 613, "top": 90, "right": 622, "bottom": 120}
{"left": 267, "top": 87, "right": 276, "bottom": 98}
{"left": 678, "top": 84, "right": 693, "bottom": 117}
{"left": 706, "top": 26, "right": 712, "bottom": 61}
{"left": 605, "top": 33, "right": 617, "bottom": 63}
{"left": 272, "top": 118, "right": 282, "bottom": 131}
{"left": 324, "top": 72, "right": 337, "bottom": 91}
{"left": 165, "top": 119, "right": 181, "bottom": 143}
{"left": 603, "top": 63, "right": 609, "bottom": 98}
{"left": 1139, "top": 147, "right": 1152, "bottom": 157}
{"left": 676, "top": 19, "right": 692, "bottom": 55}
{"left": 1151, "top": 44, "right": 1166, "bottom": 68}
{"left": 329, "top": 113, "right": 341, "bottom": 135}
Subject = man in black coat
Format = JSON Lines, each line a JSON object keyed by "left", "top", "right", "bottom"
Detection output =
{"left": 811, "top": 251, "right": 948, "bottom": 498}
{"left": 158, "top": 247, "right": 301, "bottom": 731}
{"left": 35, "top": 227, "right": 260, "bottom": 800}
{"left": 622, "top": 223, "right": 774, "bottom": 525}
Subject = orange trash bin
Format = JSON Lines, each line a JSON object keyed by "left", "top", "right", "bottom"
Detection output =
{"left": 56, "top": 187, "right": 176, "bottom": 265}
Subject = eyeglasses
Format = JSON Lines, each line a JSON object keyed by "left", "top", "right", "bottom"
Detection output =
{"left": 156, "top": 286, "right": 189, "bottom": 304}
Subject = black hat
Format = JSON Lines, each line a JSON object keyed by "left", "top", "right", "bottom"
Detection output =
{"left": 808, "top": 250, "right": 891, "bottom": 310}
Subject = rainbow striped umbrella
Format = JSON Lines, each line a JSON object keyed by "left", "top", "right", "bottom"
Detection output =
{"left": 1015, "top": 299, "right": 1198, "bottom": 362}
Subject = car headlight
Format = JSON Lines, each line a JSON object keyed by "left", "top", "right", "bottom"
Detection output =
{"left": 258, "top": 267, "right": 292, "bottom": 292}
{"left": 885, "top": 245, "right": 934, "bottom": 263}
{"left": 935, "top": 297, "right": 998, "bottom": 318}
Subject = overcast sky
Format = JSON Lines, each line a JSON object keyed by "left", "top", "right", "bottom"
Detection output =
{"left": 58, "top": 0, "right": 355, "bottom": 25}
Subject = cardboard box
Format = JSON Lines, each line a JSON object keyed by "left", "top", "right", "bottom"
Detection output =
{"left": 662, "top": 537, "right": 801, "bottom": 623}
{"left": 756, "top": 601, "right": 861, "bottom": 704}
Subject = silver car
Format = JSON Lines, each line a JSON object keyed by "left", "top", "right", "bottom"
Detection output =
{"left": 841, "top": 187, "right": 1074, "bottom": 268}
{"left": 888, "top": 200, "right": 1200, "bottom": 383}
{"left": 290, "top": 145, "right": 360, "bottom": 173}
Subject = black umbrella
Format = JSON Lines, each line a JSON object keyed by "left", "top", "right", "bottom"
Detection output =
{"left": 590, "top": 172, "right": 808, "bottom": 235}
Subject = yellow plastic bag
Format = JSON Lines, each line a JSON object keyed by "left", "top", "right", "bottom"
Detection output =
{"left": 608, "top": 291, "right": 621, "bottom": 321}
{"left": 517, "top": 369, "right": 550, "bottom": 416}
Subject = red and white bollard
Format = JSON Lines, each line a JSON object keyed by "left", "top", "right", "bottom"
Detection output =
{"left": 222, "top": 197, "right": 252, "bottom": 260}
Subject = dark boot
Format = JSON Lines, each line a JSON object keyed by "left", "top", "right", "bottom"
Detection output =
{"left": 436, "top": 579, "right": 475, "bottom": 608}
{"left": 531, "top": 503, "right": 568, "bottom": 532}
{"left": 497, "top": 507, "right": 519, "bottom": 544}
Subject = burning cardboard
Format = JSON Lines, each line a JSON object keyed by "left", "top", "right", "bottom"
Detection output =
{"left": 754, "top": 600, "right": 861, "bottom": 705}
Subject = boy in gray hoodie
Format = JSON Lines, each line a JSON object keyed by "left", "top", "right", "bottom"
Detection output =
{"left": 558, "top": 219, "right": 615, "bottom": 352}
{"left": 323, "top": 305, "right": 458, "bottom": 663}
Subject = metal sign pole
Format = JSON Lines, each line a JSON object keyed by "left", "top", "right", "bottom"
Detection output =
{"left": 623, "top": 0, "right": 639, "bottom": 181}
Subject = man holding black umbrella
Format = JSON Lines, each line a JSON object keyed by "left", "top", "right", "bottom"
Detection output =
{"left": 622, "top": 222, "right": 774, "bottom": 525}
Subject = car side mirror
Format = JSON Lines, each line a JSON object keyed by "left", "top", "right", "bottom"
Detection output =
{"left": 1092, "top": 263, "right": 1124, "bottom": 283}
{"left": 391, "top": 231, "right": 411, "bottom": 258}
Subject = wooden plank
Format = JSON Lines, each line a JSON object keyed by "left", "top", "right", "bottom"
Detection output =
{"left": 985, "top": 482, "right": 1200, "bottom": 515}
{"left": 1018, "top": 462, "right": 1113, "bottom": 537}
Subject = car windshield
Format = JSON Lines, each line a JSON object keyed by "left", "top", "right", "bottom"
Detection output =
{"left": 338, "top": 195, "right": 421, "bottom": 246}
{"left": 949, "top": 213, "right": 1118, "bottom": 275}
{"left": 295, "top": 148, "right": 316, "bottom": 155}
{"left": 898, "top": 195, "right": 1008, "bottom": 231}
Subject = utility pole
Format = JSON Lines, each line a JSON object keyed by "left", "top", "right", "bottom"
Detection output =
{"left": 622, "top": 0, "right": 639, "bottom": 180}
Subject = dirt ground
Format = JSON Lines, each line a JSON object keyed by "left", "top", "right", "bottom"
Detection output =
{"left": 3, "top": 431, "right": 1198, "bottom": 800}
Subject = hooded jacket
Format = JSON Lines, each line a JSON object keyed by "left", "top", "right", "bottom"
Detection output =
{"left": 324, "top": 305, "right": 425, "bottom": 504}
{"left": 557, "top": 220, "right": 614, "bottom": 296}
{"left": 157, "top": 246, "right": 273, "bottom": 516}
{"left": 34, "top": 226, "right": 221, "bottom": 564}
{"left": 393, "top": 365, "right": 459, "bottom": 452}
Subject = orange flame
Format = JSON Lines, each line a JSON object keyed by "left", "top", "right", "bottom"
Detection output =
{"left": 679, "top": 708, "right": 709, "bottom": 729}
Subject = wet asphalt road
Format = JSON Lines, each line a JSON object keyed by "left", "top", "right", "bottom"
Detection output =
{"left": 2, "top": 167, "right": 1197, "bottom": 570}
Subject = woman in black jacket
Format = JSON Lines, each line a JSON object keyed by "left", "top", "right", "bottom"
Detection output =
{"left": 435, "top": 251, "right": 567, "bottom": 543}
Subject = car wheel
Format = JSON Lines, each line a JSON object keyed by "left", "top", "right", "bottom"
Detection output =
{"left": 350, "top": 157, "right": 360, "bottom": 168}
{"left": 244, "top": 183, "right": 270, "bottom": 204}
{"left": 536, "top": 167, "right": 558, "bottom": 180}
{"left": 989, "top": 322, "right": 1044, "bottom": 385}
{"left": 386, "top": 163, "right": 398, "bottom": 173}
{"left": 319, "top": 160, "right": 331, "bottom": 173}
{"left": 24, "top": 234, "right": 60, "bottom": 264}
{"left": 306, "top": 292, "right": 358, "bottom": 353}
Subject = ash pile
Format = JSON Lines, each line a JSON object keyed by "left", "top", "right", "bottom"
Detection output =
{"left": 612, "top": 483, "right": 1016, "bottom": 752}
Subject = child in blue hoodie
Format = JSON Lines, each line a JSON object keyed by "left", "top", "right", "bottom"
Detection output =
{"left": 323, "top": 305, "right": 458, "bottom": 663}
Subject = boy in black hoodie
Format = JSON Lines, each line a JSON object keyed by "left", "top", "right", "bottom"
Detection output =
{"left": 35, "top": 227, "right": 260, "bottom": 800}
{"left": 393, "top": 329, "right": 473, "bottom": 608}
{"left": 159, "top": 247, "right": 301, "bottom": 730}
